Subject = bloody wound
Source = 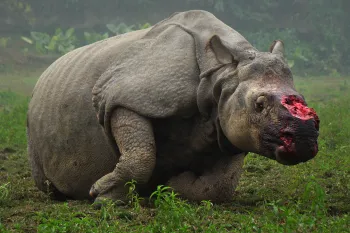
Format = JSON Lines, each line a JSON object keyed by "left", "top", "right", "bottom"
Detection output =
{"left": 281, "top": 95, "right": 319, "bottom": 130}
{"left": 279, "top": 95, "right": 320, "bottom": 154}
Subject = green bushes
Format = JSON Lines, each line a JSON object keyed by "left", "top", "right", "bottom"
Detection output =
{"left": 243, "top": 28, "right": 343, "bottom": 76}
{"left": 1, "top": 0, "right": 349, "bottom": 75}
{"left": 0, "top": 183, "right": 10, "bottom": 205}
{"left": 83, "top": 32, "right": 109, "bottom": 45}
{"left": 21, "top": 28, "right": 77, "bottom": 55}
{"left": 20, "top": 23, "right": 151, "bottom": 55}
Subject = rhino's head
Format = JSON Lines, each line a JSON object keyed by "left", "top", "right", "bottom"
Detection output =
{"left": 207, "top": 37, "right": 319, "bottom": 165}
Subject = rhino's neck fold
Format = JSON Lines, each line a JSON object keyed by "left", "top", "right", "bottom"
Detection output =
{"left": 197, "top": 66, "right": 242, "bottom": 155}
{"left": 197, "top": 65, "right": 239, "bottom": 116}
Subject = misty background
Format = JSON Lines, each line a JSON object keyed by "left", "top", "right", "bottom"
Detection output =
{"left": 1, "top": 0, "right": 349, "bottom": 76}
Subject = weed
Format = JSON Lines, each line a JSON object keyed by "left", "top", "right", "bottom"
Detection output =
{"left": 149, "top": 185, "right": 175, "bottom": 208}
{"left": 125, "top": 180, "right": 143, "bottom": 211}
{"left": 0, "top": 183, "right": 10, "bottom": 204}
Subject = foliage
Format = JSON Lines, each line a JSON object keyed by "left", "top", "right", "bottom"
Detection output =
{"left": 0, "top": 37, "right": 11, "bottom": 49}
{"left": 22, "top": 32, "right": 49, "bottom": 54}
{"left": 106, "top": 23, "right": 135, "bottom": 35}
{"left": 2, "top": 0, "right": 348, "bottom": 75}
{"left": 45, "top": 28, "right": 77, "bottom": 54}
{"left": 0, "top": 0, "right": 35, "bottom": 28}
{"left": 20, "top": 22, "right": 151, "bottom": 55}
{"left": 22, "top": 28, "right": 77, "bottom": 55}
{"left": 146, "top": 186, "right": 221, "bottom": 232}
{"left": 243, "top": 28, "right": 320, "bottom": 74}
{"left": 106, "top": 23, "right": 151, "bottom": 35}
{"left": 83, "top": 32, "right": 109, "bottom": 45}
{"left": 0, "top": 183, "right": 10, "bottom": 204}
{"left": 125, "top": 180, "right": 143, "bottom": 211}
{"left": 139, "top": 23, "right": 152, "bottom": 30}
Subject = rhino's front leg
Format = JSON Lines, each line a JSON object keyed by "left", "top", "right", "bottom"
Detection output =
{"left": 89, "top": 108, "right": 156, "bottom": 203}
{"left": 168, "top": 153, "right": 245, "bottom": 203}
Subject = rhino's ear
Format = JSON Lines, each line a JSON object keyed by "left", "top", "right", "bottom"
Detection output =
{"left": 269, "top": 40, "right": 284, "bottom": 56}
{"left": 208, "top": 35, "right": 233, "bottom": 64}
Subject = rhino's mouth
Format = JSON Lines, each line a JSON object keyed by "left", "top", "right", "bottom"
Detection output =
{"left": 272, "top": 128, "right": 318, "bottom": 165}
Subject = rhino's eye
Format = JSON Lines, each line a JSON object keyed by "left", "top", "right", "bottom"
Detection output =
{"left": 255, "top": 96, "right": 267, "bottom": 112}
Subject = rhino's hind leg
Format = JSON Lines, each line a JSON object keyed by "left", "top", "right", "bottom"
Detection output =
{"left": 89, "top": 108, "right": 156, "bottom": 204}
{"left": 29, "top": 152, "right": 68, "bottom": 201}
{"left": 168, "top": 153, "right": 245, "bottom": 203}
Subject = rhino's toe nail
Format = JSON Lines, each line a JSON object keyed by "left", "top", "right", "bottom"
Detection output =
{"left": 89, "top": 189, "right": 97, "bottom": 198}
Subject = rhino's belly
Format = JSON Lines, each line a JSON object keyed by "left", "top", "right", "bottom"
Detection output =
{"left": 140, "top": 142, "right": 221, "bottom": 196}
{"left": 150, "top": 117, "right": 221, "bottom": 182}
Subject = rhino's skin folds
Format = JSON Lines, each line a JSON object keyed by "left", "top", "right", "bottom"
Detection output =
{"left": 27, "top": 10, "right": 319, "bottom": 203}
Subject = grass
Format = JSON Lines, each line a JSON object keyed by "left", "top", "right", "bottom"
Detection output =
{"left": 0, "top": 68, "right": 46, "bottom": 96}
{"left": 0, "top": 71, "right": 349, "bottom": 232}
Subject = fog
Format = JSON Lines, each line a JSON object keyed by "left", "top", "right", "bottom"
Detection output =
{"left": 1, "top": 0, "right": 349, "bottom": 75}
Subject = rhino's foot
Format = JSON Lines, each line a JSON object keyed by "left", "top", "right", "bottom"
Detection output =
{"left": 90, "top": 184, "right": 129, "bottom": 208}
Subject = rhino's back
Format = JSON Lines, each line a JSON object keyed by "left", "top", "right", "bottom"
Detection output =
{"left": 27, "top": 29, "right": 150, "bottom": 198}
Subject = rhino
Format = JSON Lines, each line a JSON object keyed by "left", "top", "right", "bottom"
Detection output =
{"left": 27, "top": 10, "right": 319, "bottom": 204}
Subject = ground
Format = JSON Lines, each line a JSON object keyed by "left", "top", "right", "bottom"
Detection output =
{"left": 0, "top": 66, "right": 349, "bottom": 232}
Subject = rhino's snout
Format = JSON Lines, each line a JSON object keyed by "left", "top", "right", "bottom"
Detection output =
{"left": 281, "top": 95, "right": 319, "bottom": 130}
{"left": 275, "top": 95, "right": 319, "bottom": 165}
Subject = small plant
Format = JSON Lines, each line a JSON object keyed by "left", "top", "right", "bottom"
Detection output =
{"left": 125, "top": 179, "right": 143, "bottom": 211}
{"left": 199, "top": 199, "right": 214, "bottom": 212}
{"left": 149, "top": 185, "right": 176, "bottom": 207}
{"left": 45, "top": 28, "right": 77, "bottom": 54}
{"left": 302, "top": 178, "right": 327, "bottom": 216}
{"left": 0, "top": 182, "right": 10, "bottom": 204}
{"left": 258, "top": 180, "right": 328, "bottom": 232}
{"left": 106, "top": 22, "right": 151, "bottom": 35}
{"left": 21, "top": 28, "right": 77, "bottom": 55}
{"left": 146, "top": 185, "right": 224, "bottom": 232}
{"left": 98, "top": 200, "right": 118, "bottom": 221}
{"left": 138, "top": 23, "right": 152, "bottom": 30}
{"left": 22, "top": 32, "right": 50, "bottom": 54}
{"left": 106, "top": 23, "right": 135, "bottom": 35}
{"left": 0, "top": 37, "right": 10, "bottom": 48}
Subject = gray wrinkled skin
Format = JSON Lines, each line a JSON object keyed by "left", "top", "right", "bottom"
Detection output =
{"left": 27, "top": 10, "right": 319, "bottom": 203}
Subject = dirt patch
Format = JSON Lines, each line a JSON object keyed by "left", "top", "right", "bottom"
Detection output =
{"left": 0, "top": 148, "right": 16, "bottom": 160}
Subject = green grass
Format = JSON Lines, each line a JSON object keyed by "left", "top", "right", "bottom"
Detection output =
{"left": 0, "top": 73, "right": 349, "bottom": 232}
{"left": 0, "top": 91, "right": 29, "bottom": 150}
{"left": 0, "top": 69, "right": 43, "bottom": 96}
